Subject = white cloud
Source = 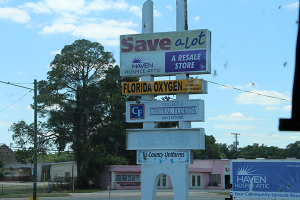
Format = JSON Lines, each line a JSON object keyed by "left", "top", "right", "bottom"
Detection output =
{"left": 129, "top": 5, "right": 142, "bottom": 18}
{"left": 102, "top": 19, "right": 137, "bottom": 27}
{"left": 264, "top": 105, "right": 292, "bottom": 111}
{"left": 45, "top": 0, "right": 86, "bottom": 14}
{"left": 154, "top": 8, "right": 162, "bottom": 17}
{"left": 0, "top": 121, "right": 12, "bottom": 126}
{"left": 0, "top": 7, "right": 30, "bottom": 23}
{"left": 283, "top": 2, "right": 299, "bottom": 10}
{"left": 87, "top": 0, "right": 129, "bottom": 11}
{"left": 26, "top": 105, "right": 33, "bottom": 110}
{"left": 281, "top": 105, "right": 292, "bottom": 111}
{"left": 194, "top": 16, "right": 200, "bottom": 20}
{"left": 209, "top": 112, "right": 256, "bottom": 121}
{"left": 20, "top": 2, "right": 51, "bottom": 14}
{"left": 39, "top": 23, "right": 77, "bottom": 34}
{"left": 235, "top": 90, "right": 291, "bottom": 106}
{"left": 0, "top": 0, "right": 10, "bottom": 4}
{"left": 213, "top": 124, "right": 257, "bottom": 130}
{"left": 264, "top": 106, "right": 280, "bottom": 111}
{"left": 166, "top": 5, "right": 173, "bottom": 12}
{"left": 72, "top": 23, "right": 138, "bottom": 46}
{"left": 50, "top": 50, "right": 61, "bottom": 55}
{"left": 17, "top": 71, "right": 26, "bottom": 75}
{"left": 53, "top": 12, "right": 79, "bottom": 24}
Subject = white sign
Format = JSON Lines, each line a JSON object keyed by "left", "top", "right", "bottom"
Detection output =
{"left": 137, "top": 150, "right": 193, "bottom": 164}
{"left": 126, "top": 99, "right": 204, "bottom": 123}
{"left": 126, "top": 128, "right": 205, "bottom": 150}
{"left": 120, "top": 29, "right": 211, "bottom": 77}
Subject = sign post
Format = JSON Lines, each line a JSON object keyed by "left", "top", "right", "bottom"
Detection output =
{"left": 120, "top": 1, "right": 210, "bottom": 199}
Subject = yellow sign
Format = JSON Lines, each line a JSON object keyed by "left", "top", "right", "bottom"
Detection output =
{"left": 122, "top": 79, "right": 207, "bottom": 95}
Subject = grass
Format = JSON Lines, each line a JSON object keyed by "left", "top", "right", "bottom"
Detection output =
{"left": 0, "top": 183, "right": 105, "bottom": 198}
{"left": 211, "top": 191, "right": 230, "bottom": 196}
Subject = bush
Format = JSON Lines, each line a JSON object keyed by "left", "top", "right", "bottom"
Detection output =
{"left": 212, "top": 181, "right": 218, "bottom": 186}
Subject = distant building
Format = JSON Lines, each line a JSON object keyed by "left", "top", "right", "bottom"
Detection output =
{"left": 0, "top": 143, "right": 77, "bottom": 182}
{"left": 95, "top": 159, "right": 231, "bottom": 190}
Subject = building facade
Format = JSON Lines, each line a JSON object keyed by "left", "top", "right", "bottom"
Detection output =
{"left": 95, "top": 159, "right": 231, "bottom": 190}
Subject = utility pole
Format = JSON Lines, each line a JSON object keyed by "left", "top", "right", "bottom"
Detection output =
{"left": 33, "top": 79, "right": 37, "bottom": 200}
{"left": 0, "top": 80, "right": 37, "bottom": 200}
{"left": 231, "top": 133, "right": 240, "bottom": 159}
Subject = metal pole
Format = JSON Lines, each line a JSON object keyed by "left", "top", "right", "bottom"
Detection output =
{"left": 33, "top": 79, "right": 37, "bottom": 200}
{"left": 231, "top": 133, "right": 240, "bottom": 159}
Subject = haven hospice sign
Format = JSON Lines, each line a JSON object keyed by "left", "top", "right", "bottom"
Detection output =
{"left": 120, "top": 29, "right": 211, "bottom": 77}
{"left": 232, "top": 160, "right": 300, "bottom": 199}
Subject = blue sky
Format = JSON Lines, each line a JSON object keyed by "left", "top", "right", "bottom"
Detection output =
{"left": 0, "top": 0, "right": 299, "bottom": 150}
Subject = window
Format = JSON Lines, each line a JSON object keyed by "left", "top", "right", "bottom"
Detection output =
{"left": 5, "top": 172, "right": 15, "bottom": 175}
{"left": 209, "top": 174, "right": 221, "bottom": 185}
{"left": 116, "top": 175, "right": 140, "bottom": 181}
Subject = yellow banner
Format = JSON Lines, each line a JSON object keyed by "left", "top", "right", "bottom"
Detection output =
{"left": 122, "top": 79, "right": 206, "bottom": 95}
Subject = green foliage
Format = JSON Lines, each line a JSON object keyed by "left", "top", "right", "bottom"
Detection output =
{"left": 0, "top": 160, "right": 4, "bottom": 180}
{"left": 285, "top": 141, "right": 300, "bottom": 158}
{"left": 9, "top": 39, "right": 139, "bottom": 188}
{"left": 194, "top": 135, "right": 221, "bottom": 159}
{"left": 220, "top": 153, "right": 226, "bottom": 159}
{"left": 38, "top": 152, "right": 74, "bottom": 163}
{"left": 212, "top": 181, "right": 218, "bottom": 186}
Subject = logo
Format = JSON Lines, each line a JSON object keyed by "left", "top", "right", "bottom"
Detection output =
{"left": 130, "top": 104, "right": 144, "bottom": 120}
{"left": 132, "top": 57, "right": 153, "bottom": 69}
{"left": 225, "top": 167, "right": 230, "bottom": 172}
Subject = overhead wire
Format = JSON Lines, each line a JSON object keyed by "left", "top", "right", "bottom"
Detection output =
{"left": 207, "top": 80, "right": 291, "bottom": 102}
{"left": 0, "top": 90, "right": 32, "bottom": 113}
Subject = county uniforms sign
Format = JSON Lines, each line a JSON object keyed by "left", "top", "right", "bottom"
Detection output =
{"left": 120, "top": 29, "right": 211, "bottom": 77}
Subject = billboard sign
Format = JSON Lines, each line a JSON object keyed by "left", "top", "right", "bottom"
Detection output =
{"left": 126, "top": 128, "right": 205, "bottom": 150}
{"left": 231, "top": 160, "right": 300, "bottom": 199}
{"left": 136, "top": 150, "right": 193, "bottom": 164}
{"left": 120, "top": 29, "right": 211, "bottom": 77}
{"left": 122, "top": 79, "right": 207, "bottom": 95}
{"left": 126, "top": 99, "right": 204, "bottom": 122}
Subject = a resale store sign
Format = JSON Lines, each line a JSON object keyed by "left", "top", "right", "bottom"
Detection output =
{"left": 120, "top": 29, "right": 211, "bottom": 77}
{"left": 136, "top": 150, "right": 193, "bottom": 164}
{"left": 232, "top": 160, "right": 300, "bottom": 199}
{"left": 122, "top": 79, "right": 207, "bottom": 95}
{"left": 126, "top": 99, "right": 204, "bottom": 122}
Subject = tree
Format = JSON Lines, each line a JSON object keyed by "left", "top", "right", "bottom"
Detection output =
{"left": 0, "top": 160, "right": 4, "bottom": 180}
{"left": 10, "top": 39, "right": 138, "bottom": 188}
{"left": 286, "top": 141, "right": 300, "bottom": 158}
{"left": 194, "top": 135, "right": 221, "bottom": 159}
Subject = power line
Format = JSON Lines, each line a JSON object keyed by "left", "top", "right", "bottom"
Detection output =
{"left": 0, "top": 80, "right": 33, "bottom": 90}
{"left": 0, "top": 90, "right": 32, "bottom": 113}
{"left": 207, "top": 80, "right": 291, "bottom": 102}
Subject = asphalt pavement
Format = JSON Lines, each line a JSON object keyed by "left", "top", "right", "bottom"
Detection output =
{"left": 0, "top": 187, "right": 231, "bottom": 200}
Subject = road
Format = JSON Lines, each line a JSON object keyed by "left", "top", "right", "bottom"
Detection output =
{"left": 0, "top": 188, "right": 231, "bottom": 200}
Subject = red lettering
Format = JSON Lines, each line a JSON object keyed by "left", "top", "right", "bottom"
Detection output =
{"left": 147, "top": 39, "right": 159, "bottom": 51}
{"left": 135, "top": 40, "right": 147, "bottom": 52}
{"left": 159, "top": 38, "right": 171, "bottom": 50}
{"left": 122, "top": 37, "right": 172, "bottom": 52}
{"left": 121, "top": 37, "right": 134, "bottom": 52}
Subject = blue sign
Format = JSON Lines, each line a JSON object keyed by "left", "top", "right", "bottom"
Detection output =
{"left": 165, "top": 49, "right": 206, "bottom": 73}
{"left": 130, "top": 104, "right": 144, "bottom": 120}
{"left": 232, "top": 161, "right": 300, "bottom": 199}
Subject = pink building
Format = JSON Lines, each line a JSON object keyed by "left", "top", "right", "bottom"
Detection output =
{"left": 95, "top": 159, "right": 230, "bottom": 190}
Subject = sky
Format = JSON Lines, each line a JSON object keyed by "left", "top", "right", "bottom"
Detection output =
{"left": 0, "top": 0, "right": 299, "bottom": 151}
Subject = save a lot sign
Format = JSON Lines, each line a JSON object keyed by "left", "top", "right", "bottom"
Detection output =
{"left": 120, "top": 29, "right": 211, "bottom": 77}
